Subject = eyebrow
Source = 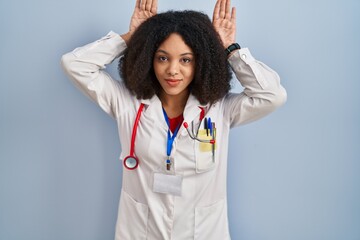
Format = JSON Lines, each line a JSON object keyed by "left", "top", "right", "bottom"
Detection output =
{"left": 155, "top": 49, "right": 194, "bottom": 56}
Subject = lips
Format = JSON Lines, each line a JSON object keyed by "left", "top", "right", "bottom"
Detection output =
{"left": 165, "top": 78, "right": 182, "bottom": 87}
{"left": 165, "top": 78, "right": 182, "bottom": 82}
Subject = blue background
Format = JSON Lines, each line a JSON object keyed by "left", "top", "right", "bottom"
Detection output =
{"left": 1, "top": 0, "right": 359, "bottom": 239}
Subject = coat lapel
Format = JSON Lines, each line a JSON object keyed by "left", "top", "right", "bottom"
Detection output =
{"left": 141, "top": 94, "right": 209, "bottom": 133}
{"left": 140, "top": 95, "right": 168, "bottom": 132}
{"left": 183, "top": 94, "right": 209, "bottom": 129}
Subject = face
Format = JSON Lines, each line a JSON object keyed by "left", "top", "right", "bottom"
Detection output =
{"left": 153, "top": 33, "right": 195, "bottom": 100}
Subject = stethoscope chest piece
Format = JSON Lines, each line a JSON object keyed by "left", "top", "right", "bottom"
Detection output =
{"left": 123, "top": 155, "right": 139, "bottom": 170}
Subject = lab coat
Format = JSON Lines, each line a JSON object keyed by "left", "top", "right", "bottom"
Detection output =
{"left": 61, "top": 31, "right": 287, "bottom": 240}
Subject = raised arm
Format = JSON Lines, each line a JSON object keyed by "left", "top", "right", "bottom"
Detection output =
{"left": 60, "top": 0, "right": 158, "bottom": 118}
{"left": 212, "top": 0, "right": 287, "bottom": 127}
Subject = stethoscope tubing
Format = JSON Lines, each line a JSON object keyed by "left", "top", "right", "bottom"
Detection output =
{"left": 124, "top": 103, "right": 145, "bottom": 170}
{"left": 183, "top": 122, "right": 216, "bottom": 144}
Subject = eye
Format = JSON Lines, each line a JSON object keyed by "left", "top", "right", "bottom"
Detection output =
{"left": 181, "top": 58, "right": 192, "bottom": 63}
{"left": 158, "top": 56, "right": 168, "bottom": 61}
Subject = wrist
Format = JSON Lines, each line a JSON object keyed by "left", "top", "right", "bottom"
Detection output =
{"left": 120, "top": 32, "right": 132, "bottom": 45}
{"left": 225, "top": 43, "right": 241, "bottom": 57}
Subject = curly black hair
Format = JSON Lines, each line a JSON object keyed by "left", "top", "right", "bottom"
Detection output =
{"left": 119, "top": 10, "right": 232, "bottom": 105}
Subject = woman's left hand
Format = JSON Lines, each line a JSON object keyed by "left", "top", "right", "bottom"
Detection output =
{"left": 212, "top": 0, "right": 236, "bottom": 48}
{"left": 121, "top": 0, "right": 158, "bottom": 44}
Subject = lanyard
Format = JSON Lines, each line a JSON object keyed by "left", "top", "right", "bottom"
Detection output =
{"left": 162, "top": 109, "right": 182, "bottom": 170}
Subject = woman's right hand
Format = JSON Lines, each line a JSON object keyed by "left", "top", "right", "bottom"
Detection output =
{"left": 121, "top": 0, "right": 158, "bottom": 44}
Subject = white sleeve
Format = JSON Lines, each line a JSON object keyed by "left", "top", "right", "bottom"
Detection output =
{"left": 60, "top": 31, "right": 133, "bottom": 119}
{"left": 223, "top": 48, "right": 287, "bottom": 128}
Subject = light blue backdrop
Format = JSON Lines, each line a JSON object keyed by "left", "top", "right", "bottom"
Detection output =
{"left": 1, "top": 0, "right": 359, "bottom": 239}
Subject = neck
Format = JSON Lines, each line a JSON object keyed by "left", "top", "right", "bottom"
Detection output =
{"left": 160, "top": 90, "right": 190, "bottom": 118}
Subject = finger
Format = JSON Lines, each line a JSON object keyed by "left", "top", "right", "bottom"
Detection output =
{"left": 145, "top": 0, "right": 153, "bottom": 11}
{"left": 231, "top": 7, "right": 236, "bottom": 23}
{"left": 135, "top": 0, "right": 141, "bottom": 10}
{"left": 212, "top": 0, "right": 221, "bottom": 20}
{"left": 140, "top": 0, "right": 146, "bottom": 10}
{"left": 151, "top": 0, "right": 158, "bottom": 13}
{"left": 225, "top": 0, "right": 231, "bottom": 19}
{"left": 220, "top": 0, "right": 226, "bottom": 19}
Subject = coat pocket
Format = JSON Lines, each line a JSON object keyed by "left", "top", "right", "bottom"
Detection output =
{"left": 115, "top": 190, "right": 149, "bottom": 240}
{"left": 194, "top": 199, "right": 230, "bottom": 240}
{"left": 194, "top": 129, "right": 216, "bottom": 173}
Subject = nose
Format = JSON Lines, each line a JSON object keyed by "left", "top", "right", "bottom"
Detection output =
{"left": 167, "top": 61, "right": 179, "bottom": 76}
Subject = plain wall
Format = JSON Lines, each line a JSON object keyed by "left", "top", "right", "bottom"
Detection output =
{"left": 1, "top": 0, "right": 359, "bottom": 239}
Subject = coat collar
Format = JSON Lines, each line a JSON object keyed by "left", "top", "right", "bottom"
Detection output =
{"left": 139, "top": 94, "right": 210, "bottom": 130}
{"left": 140, "top": 95, "right": 167, "bottom": 131}
{"left": 183, "top": 94, "right": 209, "bottom": 123}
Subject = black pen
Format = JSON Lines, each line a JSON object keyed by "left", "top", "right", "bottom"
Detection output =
{"left": 204, "top": 117, "right": 208, "bottom": 136}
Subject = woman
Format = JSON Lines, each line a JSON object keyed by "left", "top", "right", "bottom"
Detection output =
{"left": 61, "top": 0, "right": 287, "bottom": 239}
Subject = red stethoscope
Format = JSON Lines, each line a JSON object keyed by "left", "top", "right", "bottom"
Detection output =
{"left": 123, "top": 103, "right": 145, "bottom": 170}
{"left": 123, "top": 104, "right": 215, "bottom": 170}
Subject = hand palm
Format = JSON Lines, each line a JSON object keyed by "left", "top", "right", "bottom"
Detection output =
{"left": 213, "top": 18, "right": 236, "bottom": 48}
{"left": 129, "top": 8, "right": 155, "bottom": 33}
{"left": 129, "top": 0, "right": 157, "bottom": 34}
{"left": 212, "top": 0, "right": 236, "bottom": 48}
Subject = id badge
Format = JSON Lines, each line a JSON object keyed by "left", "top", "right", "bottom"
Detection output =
{"left": 153, "top": 172, "right": 183, "bottom": 196}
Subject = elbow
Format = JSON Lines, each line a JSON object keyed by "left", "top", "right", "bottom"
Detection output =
{"left": 268, "top": 85, "right": 287, "bottom": 110}
{"left": 60, "top": 53, "right": 85, "bottom": 86}
{"left": 60, "top": 53, "right": 74, "bottom": 76}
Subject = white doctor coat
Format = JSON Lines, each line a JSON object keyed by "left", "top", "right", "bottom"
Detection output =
{"left": 61, "top": 31, "right": 287, "bottom": 240}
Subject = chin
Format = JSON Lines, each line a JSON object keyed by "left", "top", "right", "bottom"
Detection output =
{"left": 164, "top": 90, "right": 182, "bottom": 96}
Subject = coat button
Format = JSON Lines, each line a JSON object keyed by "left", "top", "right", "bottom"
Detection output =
{"left": 241, "top": 54, "right": 247, "bottom": 60}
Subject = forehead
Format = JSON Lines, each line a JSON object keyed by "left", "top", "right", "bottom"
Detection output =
{"left": 156, "top": 33, "right": 193, "bottom": 55}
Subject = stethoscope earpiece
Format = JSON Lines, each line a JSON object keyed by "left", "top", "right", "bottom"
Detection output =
{"left": 183, "top": 121, "right": 215, "bottom": 144}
